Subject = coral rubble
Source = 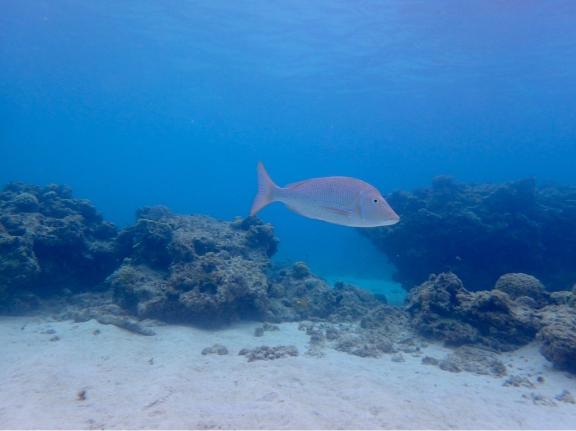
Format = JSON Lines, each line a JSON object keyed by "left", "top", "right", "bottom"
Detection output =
{"left": 298, "top": 305, "right": 416, "bottom": 359}
{"left": 238, "top": 345, "right": 298, "bottom": 361}
{"left": 51, "top": 292, "right": 157, "bottom": 336}
{"left": 437, "top": 345, "right": 507, "bottom": 377}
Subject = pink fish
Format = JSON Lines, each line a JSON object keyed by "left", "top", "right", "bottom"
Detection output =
{"left": 250, "top": 162, "right": 400, "bottom": 227}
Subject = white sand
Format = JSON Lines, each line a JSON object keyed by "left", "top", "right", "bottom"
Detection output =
{"left": 1, "top": 316, "right": 575, "bottom": 430}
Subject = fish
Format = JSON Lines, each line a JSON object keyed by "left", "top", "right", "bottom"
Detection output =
{"left": 249, "top": 162, "right": 400, "bottom": 227}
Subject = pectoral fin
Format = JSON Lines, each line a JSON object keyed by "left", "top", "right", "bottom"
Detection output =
{"left": 321, "top": 206, "right": 352, "bottom": 217}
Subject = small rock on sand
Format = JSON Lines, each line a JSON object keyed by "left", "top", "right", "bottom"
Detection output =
{"left": 421, "top": 356, "right": 439, "bottom": 366}
{"left": 555, "top": 390, "right": 575, "bottom": 404}
{"left": 503, "top": 375, "right": 534, "bottom": 388}
{"left": 201, "top": 344, "right": 229, "bottom": 355}
{"left": 239, "top": 345, "right": 298, "bottom": 362}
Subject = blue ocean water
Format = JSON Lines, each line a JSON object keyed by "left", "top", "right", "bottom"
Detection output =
{"left": 1, "top": 1, "right": 576, "bottom": 289}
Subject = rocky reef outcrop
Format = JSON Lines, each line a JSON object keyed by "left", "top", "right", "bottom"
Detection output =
{"left": 408, "top": 271, "right": 576, "bottom": 372}
{"left": 363, "top": 178, "right": 576, "bottom": 291}
{"left": 263, "top": 264, "right": 385, "bottom": 323}
{"left": 494, "top": 273, "right": 549, "bottom": 306}
{"left": 2, "top": 182, "right": 573, "bottom": 375}
{"left": 0, "top": 182, "right": 387, "bottom": 327}
{"left": 406, "top": 272, "right": 539, "bottom": 351}
{"left": 108, "top": 207, "right": 386, "bottom": 326}
{"left": 108, "top": 208, "right": 277, "bottom": 324}
{"left": 0, "top": 182, "right": 118, "bottom": 311}
{"left": 537, "top": 302, "right": 576, "bottom": 373}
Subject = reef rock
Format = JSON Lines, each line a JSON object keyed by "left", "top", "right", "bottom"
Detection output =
{"left": 407, "top": 271, "right": 576, "bottom": 373}
{"left": 110, "top": 207, "right": 386, "bottom": 325}
{"left": 253, "top": 323, "right": 279, "bottom": 337}
{"left": 555, "top": 390, "right": 576, "bottom": 404}
{"left": 0, "top": 182, "right": 118, "bottom": 310}
{"left": 438, "top": 345, "right": 507, "bottom": 377}
{"left": 494, "top": 273, "right": 549, "bottom": 307}
{"left": 263, "top": 268, "right": 385, "bottom": 323}
{"left": 238, "top": 345, "right": 298, "bottom": 362}
{"left": 503, "top": 375, "right": 535, "bottom": 388}
{"left": 363, "top": 178, "right": 576, "bottom": 291}
{"left": 201, "top": 344, "right": 229, "bottom": 355}
{"left": 537, "top": 305, "right": 576, "bottom": 373}
{"left": 407, "top": 272, "right": 539, "bottom": 351}
{"left": 109, "top": 209, "right": 277, "bottom": 324}
{"left": 51, "top": 292, "right": 157, "bottom": 336}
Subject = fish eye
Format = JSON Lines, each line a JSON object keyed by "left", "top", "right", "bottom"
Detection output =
{"left": 373, "top": 199, "right": 378, "bottom": 204}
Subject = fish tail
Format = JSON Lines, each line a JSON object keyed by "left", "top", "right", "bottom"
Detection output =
{"left": 250, "top": 162, "right": 278, "bottom": 216}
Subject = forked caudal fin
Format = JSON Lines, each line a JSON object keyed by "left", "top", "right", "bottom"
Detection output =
{"left": 250, "top": 162, "right": 279, "bottom": 216}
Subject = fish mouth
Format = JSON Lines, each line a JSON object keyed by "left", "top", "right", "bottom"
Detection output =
{"left": 382, "top": 219, "right": 400, "bottom": 226}
{"left": 357, "top": 217, "right": 399, "bottom": 228}
{"left": 382, "top": 214, "right": 400, "bottom": 226}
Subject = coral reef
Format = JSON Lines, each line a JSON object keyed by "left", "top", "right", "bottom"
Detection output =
{"left": 263, "top": 264, "right": 386, "bottom": 323}
{"left": 408, "top": 271, "right": 576, "bottom": 373}
{"left": 0, "top": 182, "right": 118, "bottom": 310}
{"left": 3, "top": 182, "right": 573, "bottom": 377}
{"left": 537, "top": 305, "right": 576, "bottom": 373}
{"left": 494, "top": 273, "right": 549, "bottom": 306}
{"left": 406, "top": 272, "right": 538, "bottom": 351}
{"left": 0, "top": 182, "right": 387, "bottom": 327}
{"left": 109, "top": 208, "right": 386, "bottom": 325}
{"left": 363, "top": 178, "right": 576, "bottom": 291}
{"left": 109, "top": 209, "right": 276, "bottom": 325}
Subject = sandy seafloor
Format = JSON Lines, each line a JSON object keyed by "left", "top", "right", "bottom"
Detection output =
{"left": 1, "top": 316, "right": 575, "bottom": 430}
